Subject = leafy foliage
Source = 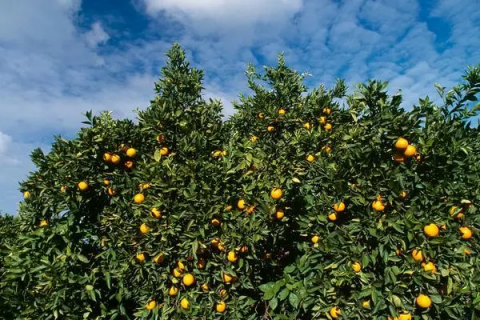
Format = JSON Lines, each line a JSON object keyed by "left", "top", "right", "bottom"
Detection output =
{"left": 1, "top": 44, "right": 479, "bottom": 320}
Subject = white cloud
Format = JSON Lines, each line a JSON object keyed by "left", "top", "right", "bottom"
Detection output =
{"left": 0, "top": 131, "right": 12, "bottom": 156}
{"left": 85, "top": 22, "right": 110, "bottom": 48}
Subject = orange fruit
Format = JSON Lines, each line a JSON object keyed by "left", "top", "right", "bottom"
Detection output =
{"left": 276, "top": 209, "right": 285, "bottom": 219}
{"left": 124, "top": 160, "right": 134, "bottom": 169}
{"left": 111, "top": 154, "right": 121, "bottom": 165}
{"left": 398, "top": 312, "right": 412, "bottom": 320}
{"left": 404, "top": 145, "right": 416, "bottom": 157}
{"left": 239, "top": 245, "right": 248, "bottom": 253}
{"left": 460, "top": 227, "right": 472, "bottom": 240}
{"left": 146, "top": 300, "right": 156, "bottom": 310}
{"left": 321, "top": 146, "right": 332, "bottom": 153}
{"left": 399, "top": 191, "right": 407, "bottom": 199}
{"left": 223, "top": 273, "right": 233, "bottom": 283}
{"left": 424, "top": 224, "right": 439, "bottom": 238}
{"left": 107, "top": 187, "right": 116, "bottom": 196}
{"left": 258, "top": 112, "right": 265, "bottom": 119}
{"left": 23, "top": 191, "right": 31, "bottom": 199}
{"left": 201, "top": 283, "right": 209, "bottom": 291}
{"left": 394, "top": 138, "right": 409, "bottom": 150}
{"left": 306, "top": 155, "right": 315, "bottom": 162}
{"left": 39, "top": 220, "right": 48, "bottom": 227}
{"left": 464, "top": 248, "right": 471, "bottom": 255}
{"left": 237, "top": 199, "right": 246, "bottom": 210}
{"left": 196, "top": 258, "right": 206, "bottom": 269}
{"left": 324, "top": 123, "right": 332, "bottom": 132}
{"left": 136, "top": 252, "right": 145, "bottom": 262}
{"left": 250, "top": 135, "right": 258, "bottom": 142}
{"left": 211, "top": 218, "right": 221, "bottom": 227}
{"left": 303, "top": 122, "right": 311, "bottom": 130}
{"left": 172, "top": 268, "right": 182, "bottom": 278}
{"left": 362, "top": 300, "right": 370, "bottom": 308}
{"left": 372, "top": 200, "right": 385, "bottom": 211}
{"left": 352, "top": 262, "right": 361, "bottom": 273}
{"left": 333, "top": 202, "right": 345, "bottom": 212}
{"left": 412, "top": 249, "right": 424, "bottom": 262}
{"left": 78, "top": 181, "right": 88, "bottom": 191}
{"left": 60, "top": 185, "right": 67, "bottom": 192}
{"left": 227, "top": 251, "right": 238, "bottom": 263}
{"left": 323, "top": 108, "right": 331, "bottom": 115}
{"left": 140, "top": 223, "right": 149, "bottom": 234}
{"left": 180, "top": 298, "right": 189, "bottom": 310}
{"left": 216, "top": 301, "right": 226, "bottom": 313}
{"left": 328, "top": 213, "right": 337, "bottom": 221}
{"left": 134, "top": 193, "right": 145, "bottom": 204}
{"left": 225, "top": 205, "right": 233, "bottom": 212}
{"left": 160, "top": 147, "right": 169, "bottom": 156}
{"left": 177, "top": 260, "right": 186, "bottom": 271}
{"left": 156, "top": 134, "right": 164, "bottom": 143}
{"left": 270, "top": 188, "right": 283, "bottom": 200}
{"left": 416, "top": 294, "right": 432, "bottom": 308}
{"left": 278, "top": 109, "right": 286, "bottom": 115}
{"left": 319, "top": 116, "right": 326, "bottom": 124}
{"left": 182, "top": 273, "right": 195, "bottom": 286}
{"left": 153, "top": 253, "right": 165, "bottom": 264}
{"left": 311, "top": 235, "right": 320, "bottom": 244}
{"left": 168, "top": 286, "right": 178, "bottom": 296}
{"left": 217, "top": 242, "right": 226, "bottom": 251}
{"left": 329, "top": 306, "right": 341, "bottom": 318}
{"left": 267, "top": 125, "right": 275, "bottom": 132}
{"left": 218, "top": 288, "right": 228, "bottom": 298}
{"left": 103, "top": 153, "right": 112, "bottom": 163}
{"left": 126, "top": 148, "right": 137, "bottom": 158}
{"left": 150, "top": 208, "right": 162, "bottom": 218}
{"left": 103, "top": 179, "right": 110, "bottom": 186}
{"left": 422, "top": 261, "right": 436, "bottom": 273}
{"left": 246, "top": 205, "right": 255, "bottom": 214}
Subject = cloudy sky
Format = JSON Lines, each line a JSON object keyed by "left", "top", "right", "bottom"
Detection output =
{"left": 0, "top": 0, "right": 479, "bottom": 214}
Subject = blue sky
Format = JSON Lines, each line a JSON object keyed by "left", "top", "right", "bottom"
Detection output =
{"left": 0, "top": 0, "right": 479, "bottom": 214}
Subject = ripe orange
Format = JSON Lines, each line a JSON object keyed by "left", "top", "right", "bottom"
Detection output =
{"left": 394, "top": 138, "right": 409, "bottom": 150}
{"left": 464, "top": 248, "right": 471, "bottom": 255}
{"left": 324, "top": 123, "right": 332, "bottom": 132}
{"left": 103, "top": 179, "right": 110, "bottom": 186}
{"left": 168, "top": 286, "right": 178, "bottom": 296}
{"left": 362, "top": 300, "right": 370, "bottom": 308}
{"left": 134, "top": 193, "right": 145, "bottom": 204}
{"left": 404, "top": 145, "right": 416, "bottom": 157}
{"left": 276, "top": 209, "right": 285, "bottom": 219}
{"left": 311, "top": 235, "right": 320, "bottom": 244}
{"left": 250, "top": 135, "right": 258, "bottom": 142}
{"left": 39, "top": 220, "right": 48, "bottom": 227}
{"left": 78, "top": 181, "right": 88, "bottom": 191}
{"left": 223, "top": 273, "right": 233, "bottom": 283}
{"left": 172, "top": 268, "right": 182, "bottom": 278}
{"left": 422, "top": 261, "right": 436, "bottom": 273}
{"left": 246, "top": 205, "right": 255, "bottom": 214}
{"left": 424, "top": 224, "right": 439, "bottom": 238}
{"left": 399, "top": 191, "right": 407, "bottom": 199}
{"left": 306, "top": 154, "right": 315, "bottom": 162}
{"left": 459, "top": 227, "right": 472, "bottom": 240}
{"left": 227, "top": 251, "right": 238, "bottom": 263}
{"left": 103, "top": 152, "right": 112, "bottom": 163}
{"left": 323, "top": 108, "right": 332, "bottom": 115}
{"left": 201, "top": 283, "right": 209, "bottom": 291}
{"left": 107, "top": 187, "right": 116, "bottom": 196}
{"left": 352, "top": 262, "right": 361, "bottom": 273}
{"left": 111, "top": 154, "right": 121, "bottom": 165}
{"left": 319, "top": 116, "right": 326, "bottom": 124}
{"left": 267, "top": 125, "right": 275, "bottom": 132}
{"left": 321, "top": 146, "right": 332, "bottom": 153}
{"left": 124, "top": 160, "right": 134, "bottom": 169}
{"left": 156, "top": 134, "right": 164, "bottom": 143}
{"left": 239, "top": 245, "right": 248, "bottom": 253}
{"left": 160, "top": 147, "right": 169, "bottom": 156}
{"left": 258, "top": 112, "right": 265, "bottom": 119}
{"left": 416, "top": 294, "right": 432, "bottom": 308}
{"left": 333, "top": 202, "right": 345, "bottom": 212}
{"left": 146, "top": 300, "right": 156, "bottom": 310}
{"left": 217, "top": 242, "right": 226, "bottom": 251}
{"left": 237, "top": 199, "right": 246, "bottom": 210}
{"left": 154, "top": 253, "right": 165, "bottom": 264}
{"left": 371, "top": 200, "right": 385, "bottom": 211}
{"left": 218, "top": 289, "right": 228, "bottom": 298}
{"left": 270, "top": 188, "right": 283, "bottom": 200}
{"left": 412, "top": 249, "right": 424, "bottom": 262}
{"left": 393, "top": 153, "right": 406, "bottom": 163}
{"left": 180, "top": 298, "right": 189, "bottom": 310}
{"left": 216, "top": 301, "right": 226, "bottom": 313}
{"left": 177, "top": 260, "right": 186, "bottom": 271}
{"left": 278, "top": 109, "right": 286, "bottom": 115}
{"left": 303, "top": 122, "right": 311, "bottom": 130}
{"left": 182, "top": 273, "right": 195, "bottom": 286}
{"left": 140, "top": 223, "right": 149, "bottom": 234}
{"left": 328, "top": 213, "right": 337, "bottom": 221}
{"left": 60, "top": 185, "right": 67, "bottom": 192}
{"left": 126, "top": 148, "right": 137, "bottom": 158}
{"left": 225, "top": 205, "right": 233, "bottom": 212}
{"left": 150, "top": 208, "right": 162, "bottom": 218}
{"left": 398, "top": 312, "right": 412, "bottom": 320}
{"left": 329, "top": 306, "right": 341, "bottom": 318}
{"left": 211, "top": 218, "right": 221, "bottom": 227}
{"left": 23, "top": 191, "right": 31, "bottom": 199}
{"left": 136, "top": 252, "right": 145, "bottom": 262}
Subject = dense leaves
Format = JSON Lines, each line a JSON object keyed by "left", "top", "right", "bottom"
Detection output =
{"left": 1, "top": 44, "right": 479, "bottom": 320}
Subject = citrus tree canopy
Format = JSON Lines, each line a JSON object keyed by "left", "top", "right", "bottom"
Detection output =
{"left": 1, "top": 44, "right": 479, "bottom": 320}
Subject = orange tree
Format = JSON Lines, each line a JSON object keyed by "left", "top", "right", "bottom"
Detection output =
{"left": 1, "top": 44, "right": 479, "bottom": 319}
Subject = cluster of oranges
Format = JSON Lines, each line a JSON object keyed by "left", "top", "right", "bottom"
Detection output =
{"left": 393, "top": 138, "right": 420, "bottom": 163}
